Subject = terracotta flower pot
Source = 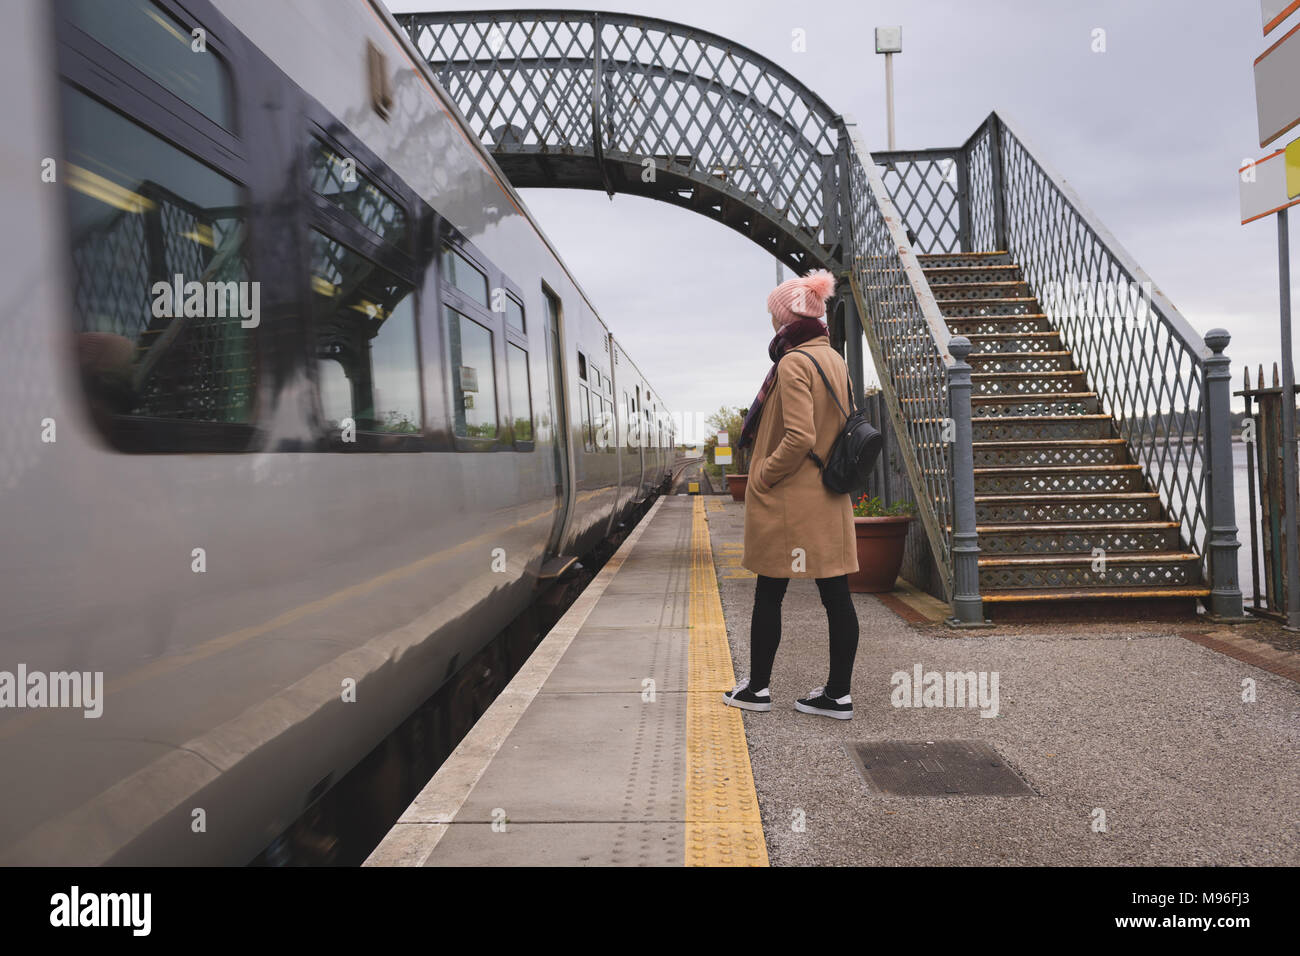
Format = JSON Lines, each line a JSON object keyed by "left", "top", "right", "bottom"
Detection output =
{"left": 725, "top": 474, "right": 748, "bottom": 502}
{"left": 846, "top": 515, "right": 912, "bottom": 593}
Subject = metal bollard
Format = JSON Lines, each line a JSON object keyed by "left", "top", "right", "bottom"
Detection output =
{"left": 1203, "top": 329, "right": 1245, "bottom": 619}
{"left": 947, "top": 335, "right": 985, "bottom": 625}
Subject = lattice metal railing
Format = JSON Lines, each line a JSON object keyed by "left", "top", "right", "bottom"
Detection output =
{"left": 839, "top": 121, "right": 958, "bottom": 601}
{"left": 401, "top": 10, "right": 843, "bottom": 272}
{"left": 982, "top": 114, "right": 1211, "bottom": 564}
{"left": 963, "top": 115, "right": 1001, "bottom": 253}
{"left": 870, "top": 148, "right": 966, "bottom": 254}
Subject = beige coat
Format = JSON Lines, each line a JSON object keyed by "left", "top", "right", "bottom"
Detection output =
{"left": 742, "top": 335, "right": 858, "bottom": 579}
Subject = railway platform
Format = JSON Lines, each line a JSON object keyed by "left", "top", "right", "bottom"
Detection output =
{"left": 368, "top": 496, "right": 1300, "bottom": 867}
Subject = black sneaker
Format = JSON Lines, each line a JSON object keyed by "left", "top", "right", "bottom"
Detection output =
{"left": 794, "top": 686, "right": 853, "bottom": 720}
{"left": 722, "top": 678, "right": 772, "bottom": 712}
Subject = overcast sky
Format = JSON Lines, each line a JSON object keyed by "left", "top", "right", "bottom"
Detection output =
{"left": 388, "top": 0, "right": 1296, "bottom": 440}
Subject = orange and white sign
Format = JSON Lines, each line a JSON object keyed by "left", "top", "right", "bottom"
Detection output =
{"left": 1262, "top": 0, "right": 1300, "bottom": 35}
{"left": 1255, "top": 20, "right": 1300, "bottom": 146}
{"left": 1239, "top": 146, "right": 1300, "bottom": 224}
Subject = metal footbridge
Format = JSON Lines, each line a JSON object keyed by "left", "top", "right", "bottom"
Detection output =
{"left": 398, "top": 9, "right": 1245, "bottom": 624}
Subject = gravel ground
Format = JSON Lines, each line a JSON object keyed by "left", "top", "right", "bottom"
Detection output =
{"left": 705, "top": 498, "right": 1300, "bottom": 866}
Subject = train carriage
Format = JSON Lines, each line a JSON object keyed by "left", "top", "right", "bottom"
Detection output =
{"left": 0, "top": 0, "right": 673, "bottom": 864}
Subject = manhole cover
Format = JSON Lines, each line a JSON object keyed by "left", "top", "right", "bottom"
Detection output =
{"left": 845, "top": 740, "right": 1033, "bottom": 797}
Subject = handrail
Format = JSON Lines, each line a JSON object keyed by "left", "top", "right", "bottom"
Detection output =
{"left": 979, "top": 111, "right": 1213, "bottom": 561}
{"left": 989, "top": 112, "right": 1208, "bottom": 360}
{"left": 838, "top": 115, "right": 958, "bottom": 601}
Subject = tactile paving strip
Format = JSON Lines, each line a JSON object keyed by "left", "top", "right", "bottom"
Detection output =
{"left": 685, "top": 497, "right": 769, "bottom": 866}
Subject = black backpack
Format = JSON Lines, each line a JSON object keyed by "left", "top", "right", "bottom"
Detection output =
{"left": 788, "top": 348, "right": 883, "bottom": 495}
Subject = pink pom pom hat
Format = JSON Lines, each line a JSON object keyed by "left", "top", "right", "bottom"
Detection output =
{"left": 766, "top": 269, "right": 837, "bottom": 327}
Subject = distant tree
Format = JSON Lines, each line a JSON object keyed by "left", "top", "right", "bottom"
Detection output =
{"left": 703, "top": 405, "right": 749, "bottom": 476}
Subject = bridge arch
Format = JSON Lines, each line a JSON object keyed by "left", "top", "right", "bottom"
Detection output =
{"left": 399, "top": 10, "right": 847, "bottom": 274}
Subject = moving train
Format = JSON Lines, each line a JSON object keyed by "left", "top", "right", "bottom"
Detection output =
{"left": 0, "top": 0, "right": 675, "bottom": 864}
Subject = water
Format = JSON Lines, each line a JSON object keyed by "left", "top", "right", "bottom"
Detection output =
{"left": 1232, "top": 440, "right": 1300, "bottom": 602}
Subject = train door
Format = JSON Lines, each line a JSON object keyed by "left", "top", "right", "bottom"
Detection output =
{"left": 607, "top": 333, "right": 624, "bottom": 518}
{"left": 543, "top": 286, "right": 572, "bottom": 554}
{"left": 634, "top": 384, "right": 645, "bottom": 498}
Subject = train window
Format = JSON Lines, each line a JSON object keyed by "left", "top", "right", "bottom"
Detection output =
{"left": 442, "top": 246, "right": 488, "bottom": 308}
{"left": 63, "top": 89, "right": 255, "bottom": 427}
{"left": 310, "top": 233, "right": 421, "bottom": 434}
{"left": 505, "top": 296, "right": 525, "bottom": 334}
{"left": 507, "top": 344, "right": 532, "bottom": 445}
{"left": 308, "top": 139, "right": 408, "bottom": 246}
{"left": 446, "top": 306, "right": 498, "bottom": 439}
{"left": 578, "top": 352, "right": 587, "bottom": 381}
{"left": 63, "top": 0, "right": 233, "bottom": 130}
{"left": 577, "top": 383, "right": 593, "bottom": 451}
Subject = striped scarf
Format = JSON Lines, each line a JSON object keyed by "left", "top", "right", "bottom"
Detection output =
{"left": 737, "top": 316, "right": 829, "bottom": 450}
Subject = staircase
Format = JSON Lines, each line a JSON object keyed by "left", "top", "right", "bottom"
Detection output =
{"left": 918, "top": 251, "right": 1210, "bottom": 620}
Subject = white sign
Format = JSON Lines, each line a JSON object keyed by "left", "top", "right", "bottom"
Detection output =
{"left": 716, "top": 430, "right": 730, "bottom": 446}
{"left": 1262, "top": 0, "right": 1300, "bottom": 35}
{"left": 1254, "top": 22, "right": 1300, "bottom": 146}
{"left": 1240, "top": 148, "right": 1300, "bottom": 223}
{"left": 714, "top": 448, "right": 732, "bottom": 466}
{"left": 875, "top": 26, "right": 901, "bottom": 54}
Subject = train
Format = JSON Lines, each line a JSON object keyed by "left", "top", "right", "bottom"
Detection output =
{"left": 0, "top": 0, "right": 675, "bottom": 864}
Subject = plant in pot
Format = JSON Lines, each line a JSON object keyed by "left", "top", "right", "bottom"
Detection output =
{"left": 724, "top": 440, "right": 750, "bottom": 501}
{"left": 846, "top": 495, "right": 915, "bottom": 593}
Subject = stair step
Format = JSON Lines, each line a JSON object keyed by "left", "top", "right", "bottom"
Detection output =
{"left": 916, "top": 251, "right": 1012, "bottom": 268}
{"left": 975, "top": 463, "right": 1146, "bottom": 494}
{"left": 980, "top": 549, "right": 1197, "bottom": 566}
{"left": 970, "top": 438, "right": 1128, "bottom": 467}
{"left": 909, "top": 393, "right": 1099, "bottom": 414}
{"left": 972, "top": 392, "right": 1100, "bottom": 416}
{"left": 980, "top": 584, "right": 1210, "bottom": 604}
{"left": 921, "top": 264, "right": 1023, "bottom": 285}
{"left": 974, "top": 492, "right": 1164, "bottom": 523}
{"left": 886, "top": 334, "right": 1062, "bottom": 355}
{"left": 974, "top": 521, "right": 1183, "bottom": 555}
{"left": 965, "top": 331, "right": 1063, "bottom": 352}
{"left": 944, "top": 313, "right": 1052, "bottom": 330}
{"left": 932, "top": 281, "right": 1031, "bottom": 300}
{"left": 939, "top": 299, "right": 1041, "bottom": 317}
{"left": 972, "top": 370, "right": 1088, "bottom": 396}
{"left": 966, "top": 351, "right": 1074, "bottom": 371}
{"left": 978, "top": 550, "right": 1202, "bottom": 590}
{"left": 970, "top": 414, "right": 1114, "bottom": 440}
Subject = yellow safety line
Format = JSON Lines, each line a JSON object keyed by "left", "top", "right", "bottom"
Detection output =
{"left": 686, "top": 497, "right": 769, "bottom": 866}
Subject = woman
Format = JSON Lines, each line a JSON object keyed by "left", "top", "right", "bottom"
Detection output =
{"left": 722, "top": 269, "right": 859, "bottom": 720}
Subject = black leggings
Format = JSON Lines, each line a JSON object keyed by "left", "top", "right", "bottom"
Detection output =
{"left": 748, "top": 574, "right": 859, "bottom": 699}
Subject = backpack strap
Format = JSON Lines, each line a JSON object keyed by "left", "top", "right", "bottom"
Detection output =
{"left": 789, "top": 348, "right": 854, "bottom": 420}
{"left": 787, "top": 347, "right": 855, "bottom": 472}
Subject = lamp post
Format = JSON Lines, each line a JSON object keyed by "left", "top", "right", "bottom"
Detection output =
{"left": 875, "top": 26, "right": 902, "bottom": 150}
